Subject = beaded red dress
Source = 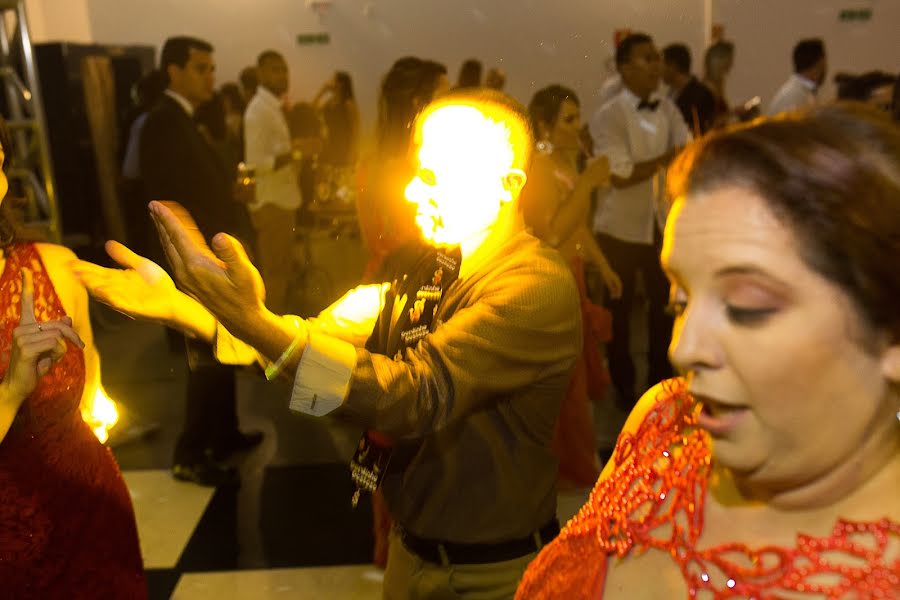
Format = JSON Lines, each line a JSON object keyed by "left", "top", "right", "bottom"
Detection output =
{"left": 517, "top": 378, "right": 900, "bottom": 599}
{"left": 0, "top": 243, "right": 146, "bottom": 599}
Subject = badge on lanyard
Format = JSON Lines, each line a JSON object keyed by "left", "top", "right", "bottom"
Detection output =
{"left": 349, "top": 248, "right": 461, "bottom": 507}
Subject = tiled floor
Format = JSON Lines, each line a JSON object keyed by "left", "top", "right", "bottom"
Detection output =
{"left": 171, "top": 567, "right": 385, "bottom": 600}
{"left": 92, "top": 230, "right": 639, "bottom": 599}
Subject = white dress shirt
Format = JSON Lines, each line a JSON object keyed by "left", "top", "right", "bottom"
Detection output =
{"left": 596, "top": 74, "right": 623, "bottom": 106}
{"left": 164, "top": 89, "right": 194, "bottom": 117}
{"left": 767, "top": 74, "right": 817, "bottom": 116}
{"left": 243, "top": 86, "right": 301, "bottom": 211}
{"left": 590, "top": 88, "right": 692, "bottom": 245}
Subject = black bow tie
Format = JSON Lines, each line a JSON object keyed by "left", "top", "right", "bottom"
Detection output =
{"left": 638, "top": 99, "right": 660, "bottom": 111}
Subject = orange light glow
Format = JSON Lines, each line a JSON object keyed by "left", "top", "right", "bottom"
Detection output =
{"left": 404, "top": 104, "right": 524, "bottom": 246}
{"left": 82, "top": 388, "right": 119, "bottom": 444}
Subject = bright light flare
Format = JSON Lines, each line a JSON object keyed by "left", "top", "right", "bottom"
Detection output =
{"left": 327, "top": 283, "right": 388, "bottom": 324}
{"left": 404, "top": 105, "right": 518, "bottom": 246}
{"left": 82, "top": 388, "right": 119, "bottom": 444}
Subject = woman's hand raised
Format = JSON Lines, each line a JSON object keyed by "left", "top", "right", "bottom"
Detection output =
{"left": 1, "top": 269, "right": 84, "bottom": 405}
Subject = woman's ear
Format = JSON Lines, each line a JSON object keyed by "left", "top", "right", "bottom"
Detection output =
{"left": 881, "top": 344, "right": 900, "bottom": 383}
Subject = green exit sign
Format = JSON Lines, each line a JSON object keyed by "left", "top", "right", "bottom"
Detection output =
{"left": 297, "top": 33, "right": 330, "bottom": 45}
{"left": 839, "top": 8, "right": 872, "bottom": 21}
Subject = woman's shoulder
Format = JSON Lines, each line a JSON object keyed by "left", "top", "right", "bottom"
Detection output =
{"left": 33, "top": 242, "right": 77, "bottom": 264}
{"left": 32, "top": 243, "right": 85, "bottom": 316}
{"left": 33, "top": 243, "right": 80, "bottom": 285}
{"left": 517, "top": 380, "right": 707, "bottom": 599}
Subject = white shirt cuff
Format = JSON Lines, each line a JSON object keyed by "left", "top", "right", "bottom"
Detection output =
{"left": 289, "top": 331, "right": 357, "bottom": 417}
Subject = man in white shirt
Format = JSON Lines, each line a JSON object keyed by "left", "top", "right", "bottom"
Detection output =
{"left": 768, "top": 38, "right": 827, "bottom": 116}
{"left": 590, "top": 32, "right": 692, "bottom": 410}
{"left": 244, "top": 50, "right": 303, "bottom": 314}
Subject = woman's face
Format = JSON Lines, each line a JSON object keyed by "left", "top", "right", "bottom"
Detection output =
{"left": 662, "top": 186, "right": 899, "bottom": 489}
{"left": 548, "top": 99, "right": 581, "bottom": 152}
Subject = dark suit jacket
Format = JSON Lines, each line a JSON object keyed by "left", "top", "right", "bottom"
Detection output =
{"left": 139, "top": 94, "right": 237, "bottom": 240}
{"left": 675, "top": 77, "right": 717, "bottom": 135}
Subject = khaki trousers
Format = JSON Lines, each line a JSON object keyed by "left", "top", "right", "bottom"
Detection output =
{"left": 250, "top": 204, "right": 296, "bottom": 315}
{"left": 382, "top": 529, "right": 538, "bottom": 600}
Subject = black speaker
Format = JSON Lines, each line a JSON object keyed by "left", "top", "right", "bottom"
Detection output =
{"left": 33, "top": 42, "right": 154, "bottom": 250}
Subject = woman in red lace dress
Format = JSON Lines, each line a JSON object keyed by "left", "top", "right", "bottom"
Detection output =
{"left": 521, "top": 85, "right": 622, "bottom": 488}
{"left": 0, "top": 122, "right": 146, "bottom": 597}
{"left": 518, "top": 104, "right": 900, "bottom": 598}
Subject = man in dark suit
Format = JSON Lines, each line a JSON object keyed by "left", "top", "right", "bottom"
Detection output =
{"left": 140, "top": 36, "right": 262, "bottom": 486}
{"left": 662, "top": 44, "right": 717, "bottom": 135}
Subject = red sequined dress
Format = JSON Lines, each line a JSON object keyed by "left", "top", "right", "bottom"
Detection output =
{"left": 0, "top": 243, "right": 146, "bottom": 599}
{"left": 517, "top": 378, "right": 900, "bottom": 599}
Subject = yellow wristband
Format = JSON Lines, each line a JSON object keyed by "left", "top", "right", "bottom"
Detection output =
{"left": 265, "top": 333, "right": 305, "bottom": 381}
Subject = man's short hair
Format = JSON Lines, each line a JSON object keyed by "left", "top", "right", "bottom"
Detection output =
{"left": 793, "top": 38, "right": 825, "bottom": 73}
{"left": 663, "top": 44, "right": 692, "bottom": 75}
{"left": 257, "top": 50, "right": 285, "bottom": 68}
{"left": 418, "top": 88, "right": 534, "bottom": 171}
{"left": 616, "top": 33, "right": 654, "bottom": 67}
{"left": 160, "top": 36, "right": 213, "bottom": 80}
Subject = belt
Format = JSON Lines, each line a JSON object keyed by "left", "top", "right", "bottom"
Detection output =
{"left": 399, "top": 519, "right": 560, "bottom": 565}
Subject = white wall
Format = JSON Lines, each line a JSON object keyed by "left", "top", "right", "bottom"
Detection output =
{"left": 16, "top": 0, "right": 900, "bottom": 128}
{"left": 713, "top": 0, "right": 900, "bottom": 108}
{"left": 80, "top": 0, "right": 707, "bottom": 137}
{"left": 24, "top": 0, "right": 93, "bottom": 44}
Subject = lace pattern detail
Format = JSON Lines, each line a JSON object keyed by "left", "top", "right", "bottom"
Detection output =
{"left": 0, "top": 243, "right": 146, "bottom": 598}
{"left": 517, "top": 379, "right": 900, "bottom": 599}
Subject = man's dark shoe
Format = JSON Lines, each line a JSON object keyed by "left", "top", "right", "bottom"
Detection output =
{"left": 209, "top": 430, "right": 264, "bottom": 462}
{"left": 172, "top": 456, "right": 239, "bottom": 487}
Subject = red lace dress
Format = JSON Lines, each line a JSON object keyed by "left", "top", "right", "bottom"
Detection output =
{"left": 0, "top": 243, "right": 146, "bottom": 599}
{"left": 517, "top": 379, "right": 900, "bottom": 599}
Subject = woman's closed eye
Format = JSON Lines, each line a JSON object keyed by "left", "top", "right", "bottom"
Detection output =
{"left": 725, "top": 305, "right": 777, "bottom": 325}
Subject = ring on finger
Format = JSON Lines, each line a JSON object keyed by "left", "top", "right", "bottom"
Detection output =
{"left": 37, "top": 323, "right": 43, "bottom": 332}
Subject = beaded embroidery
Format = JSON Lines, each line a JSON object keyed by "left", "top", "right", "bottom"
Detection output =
{"left": 517, "top": 379, "right": 900, "bottom": 599}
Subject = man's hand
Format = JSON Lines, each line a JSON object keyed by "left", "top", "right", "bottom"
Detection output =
{"left": 72, "top": 241, "right": 179, "bottom": 324}
{"left": 149, "top": 201, "right": 268, "bottom": 341}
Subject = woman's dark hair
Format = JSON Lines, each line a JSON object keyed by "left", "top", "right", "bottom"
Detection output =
{"left": 0, "top": 116, "right": 18, "bottom": 247}
{"left": 835, "top": 71, "right": 896, "bottom": 102}
{"left": 668, "top": 103, "right": 900, "bottom": 340}
{"left": 194, "top": 92, "right": 227, "bottom": 141}
{"left": 220, "top": 82, "right": 245, "bottom": 115}
{"left": 457, "top": 59, "right": 482, "bottom": 88}
{"left": 376, "top": 56, "right": 447, "bottom": 156}
{"left": 334, "top": 71, "right": 354, "bottom": 102}
{"left": 134, "top": 69, "right": 167, "bottom": 110}
{"left": 528, "top": 84, "right": 579, "bottom": 137}
{"left": 893, "top": 75, "right": 900, "bottom": 122}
